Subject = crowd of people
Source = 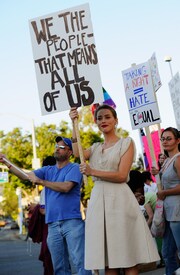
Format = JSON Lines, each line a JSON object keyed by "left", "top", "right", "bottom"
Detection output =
{"left": 0, "top": 105, "right": 180, "bottom": 275}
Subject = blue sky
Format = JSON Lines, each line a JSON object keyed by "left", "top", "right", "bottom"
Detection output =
{"left": 0, "top": 0, "right": 180, "bottom": 156}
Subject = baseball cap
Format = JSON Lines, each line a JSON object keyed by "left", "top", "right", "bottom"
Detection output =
{"left": 55, "top": 136, "right": 72, "bottom": 150}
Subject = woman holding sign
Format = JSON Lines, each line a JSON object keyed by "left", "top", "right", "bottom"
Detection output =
{"left": 152, "top": 127, "right": 180, "bottom": 275}
{"left": 69, "top": 105, "right": 159, "bottom": 275}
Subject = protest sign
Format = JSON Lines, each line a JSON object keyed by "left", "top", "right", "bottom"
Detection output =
{"left": 149, "top": 52, "right": 162, "bottom": 92}
{"left": 122, "top": 62, "right": 161, "bottom": 130}
{"left": 29, "top": 3, "right": 103, "bottom": 115}
{"left": 142, "top": 130, "right": 162, "bottom": 170}
{"left": 168, "top": 72, "right": 180, "bottom": 129}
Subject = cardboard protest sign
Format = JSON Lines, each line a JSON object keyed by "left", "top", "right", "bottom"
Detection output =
{"left": 168, "top": 72, "right": 180, "bottom": 130}
{"left": 122, "top": 62, "right": 161, "bottom": 130}
{"left": 149, "top": 52, "right": 162, "bottom": 92}
{"left": 29, "top": 3, "right": 103, "bottom": 115}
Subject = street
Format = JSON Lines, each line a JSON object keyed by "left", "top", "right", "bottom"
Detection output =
{"left": 0, "top": 228, "right": 165, "bottom": 275}
{"left": 0, "top": 228, "right": 43, "bottom": 275}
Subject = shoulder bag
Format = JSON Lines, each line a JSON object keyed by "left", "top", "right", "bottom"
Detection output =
{"left": 151, "top": 153, "right": 180, "bottom": 238}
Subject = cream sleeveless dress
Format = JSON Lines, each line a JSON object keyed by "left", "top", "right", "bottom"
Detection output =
{"left": 85, "top": 138, "right": 160, "bottom": 270}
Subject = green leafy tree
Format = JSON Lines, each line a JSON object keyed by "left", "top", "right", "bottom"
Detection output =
{"left": 35, "top": 123, "right": 58, "bottom": 163}
{"left": 1, "top": 128, "right": 34, "bottom": 191}
{"left": 35, "top": 121, "right": 73, "bottom": 164}
{"left": 0, "top": 183, "right": 18, "bottom": 220}
{"left": 2, "top": 128, "right": 32, "bottom": 169}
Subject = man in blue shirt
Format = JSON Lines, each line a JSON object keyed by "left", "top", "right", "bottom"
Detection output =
{"left": 0, "top": 136, "right": 91, "bottom": 275}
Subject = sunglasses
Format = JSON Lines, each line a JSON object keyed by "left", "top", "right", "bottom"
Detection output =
{"left": 55, "top": 145, "right": 66, "bottom": 149}
{"left": 160, "top": 137, "right": 173, "bottom": 142}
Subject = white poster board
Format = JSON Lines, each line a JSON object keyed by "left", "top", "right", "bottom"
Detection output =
{"left": 168, "top": 72, "right": 180, "bottom": 129}
{"left": 122, "top": 62, "right": 161, "bottom": 130}
{"left": 29, "top": 3, "right": 103, "bottom": 115}
{"left": 149, "top": 52, "right": 162, "bottom": 92}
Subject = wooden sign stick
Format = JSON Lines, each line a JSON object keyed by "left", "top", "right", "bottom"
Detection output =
{"left": 157, "top": 123, "right": 163, "bottom": 153}
{"left": 74, "top": 118, "right": 99, "bottom": 274}
{"left": 74, "top": 118, "right": 88, "bottom": 186}
{"left": 154, "top": 92, "right": 163, "bottom": 153}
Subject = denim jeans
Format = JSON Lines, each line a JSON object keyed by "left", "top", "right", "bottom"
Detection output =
{"left": 162, "top": 220, "right": 180, "bottom": 275}
{"left": 47, "top": 219, "right": 92, "bottom": 275}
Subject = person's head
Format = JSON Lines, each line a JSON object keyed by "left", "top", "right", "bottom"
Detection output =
{"left": 158, "top": 153, "right": 166, "bottom": 167}
{"left": 42, "top": 156, "right": 56, "bottom": 167}
{"left": 94, "top": 104, "right": 118, "bottom": 133}
{"left": 127, "top": 170, "right": 144, "bottom": 193}
{"left": 54, "top": 136, "right": 72, "bottom": 162}
{"left": 141, "top": 171, "right": 153, "bottom": 185}
{"left": 160, "top": 127, "right": 180, "bottom": 155}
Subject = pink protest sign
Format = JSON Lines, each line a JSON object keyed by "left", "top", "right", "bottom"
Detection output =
{"left": 142, "top": 130, "right": 162, "bottom": 170}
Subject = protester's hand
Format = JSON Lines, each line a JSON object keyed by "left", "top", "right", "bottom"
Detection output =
{"left": 69, "top": 107, "right": 79, "bottom": 121}
{"left": 80, "top": 163, "right": 92, "bottom": 176}
{"left": 157, "top": 190, "right": 166, "bottom": 200}
{"left": 151, "top": 166, "right": 159, "bottom": 176}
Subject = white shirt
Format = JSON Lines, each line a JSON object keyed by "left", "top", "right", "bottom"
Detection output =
{"left": 144, "top": 182, "right": 158, "bottom": 193}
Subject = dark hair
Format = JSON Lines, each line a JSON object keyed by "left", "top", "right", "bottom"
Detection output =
{"left": 161, "top": 127, "right": 180, "bottom": 139}
{"left": 94, "top": 104, "right": 117, "bottom": 120}
{"left": 127, "top": 170, "right": 144, "bottom": 193}
{"left": 161, "top": 127, "right": 180, "bottom": 153}
{"left": 42, "top": 156, "right": 56, "bottom": 167}
{"left": 141, "top": 171, "right": 152, "bottom": 182}
{"left": 158, "top": 153, "right": 166, "bottom": 169}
